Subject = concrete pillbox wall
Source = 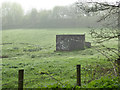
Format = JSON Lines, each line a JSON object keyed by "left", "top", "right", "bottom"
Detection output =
{"left": 56, "top": 34, "right": 85, "bottom": 51}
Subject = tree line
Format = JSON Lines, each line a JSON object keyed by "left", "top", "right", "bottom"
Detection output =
{"left": 1, "top": 2, "right": 101, "bottom": 29}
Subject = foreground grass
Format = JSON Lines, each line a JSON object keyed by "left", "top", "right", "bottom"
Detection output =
{"left": 1, "top": 28, "right": 118, "bottom": 88}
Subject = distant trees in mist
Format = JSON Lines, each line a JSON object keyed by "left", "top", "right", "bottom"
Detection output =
{"left": 1, "top": 2, "right": 103, "bottom": 29}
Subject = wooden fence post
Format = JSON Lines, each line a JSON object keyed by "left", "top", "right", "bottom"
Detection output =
{"left": 117, "top": 59, "right": 120, "bottom": 76}
{"left": 18, "top": 69, "right": 24, "bottom": 90}
{"left": 77, "top": 65, "right": 81, "bottom": 86}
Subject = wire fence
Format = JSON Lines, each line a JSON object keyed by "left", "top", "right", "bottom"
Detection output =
{"left": 2, "top": 64, "right": 115, "bottom": 88}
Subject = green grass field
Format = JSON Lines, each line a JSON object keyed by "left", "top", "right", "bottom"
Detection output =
{"left": 1, "top": 28, "right": 119, "bottom": 88}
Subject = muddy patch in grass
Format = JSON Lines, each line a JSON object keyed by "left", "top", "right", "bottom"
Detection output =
{"left": 0, "top": 55, "right": 9, "bottom": 58}
{"left": 23, "top": 48, "right": 42, "bottom": 52}
{"left": 0, "top": 43, "right": 13, "bottom": 45}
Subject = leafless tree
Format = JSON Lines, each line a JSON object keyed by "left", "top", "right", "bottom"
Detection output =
{"left": 76, "top": 1, "right": 120, "bottom": 76}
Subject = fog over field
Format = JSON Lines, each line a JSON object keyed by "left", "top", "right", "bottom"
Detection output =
{"left": 1, "top": 0, "right": 119, "bottom": 29}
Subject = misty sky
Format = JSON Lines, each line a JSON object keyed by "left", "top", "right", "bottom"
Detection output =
{"left": 0, "top": 0, "right": 77, "bottom": 11}
{"left": 0, "top": 0, "right": 119, "bottom": 11}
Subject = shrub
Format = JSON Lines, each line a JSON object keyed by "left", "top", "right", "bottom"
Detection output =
{"left": 83, "top": 75, "right": 120, "bottom": 88}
